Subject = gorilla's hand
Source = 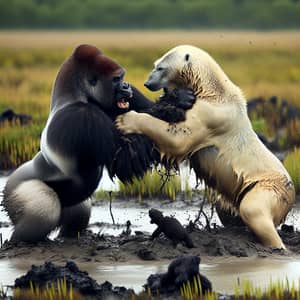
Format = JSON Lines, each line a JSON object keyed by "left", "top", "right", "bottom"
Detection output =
{"left": 161, "top": 88, "right": 196, "bottom": 110}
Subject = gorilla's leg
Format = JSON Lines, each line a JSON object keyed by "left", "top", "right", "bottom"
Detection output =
{"left": 239, "top": 187, "right": 291, "bottom": 249}
{"left": 59, "top": 199, "right": 91, "bottom": 237}
{"left": 4, "top": 179, "right": 61, "bottom": 242}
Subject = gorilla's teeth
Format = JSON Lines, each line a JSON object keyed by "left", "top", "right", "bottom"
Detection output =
{"left": 117, "top": 101, "right": 129, "bottom": 109}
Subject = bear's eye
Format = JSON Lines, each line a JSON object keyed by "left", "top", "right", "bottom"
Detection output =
{"left": 157, "top": 67, "right": 164, "bottom": 71}
{"left": 89, "top": 76, "right": 98, "bottom": 86}
{"left": 185, "top": 54, "right": 190, "bottom": 61}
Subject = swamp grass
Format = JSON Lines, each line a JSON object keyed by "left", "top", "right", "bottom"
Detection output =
{"left": 94, "top": 167, "right": 192, "bottom": 201}
{"left": 118, "top": 167, "right": 192, "bottom": 201}
{"left": 8, "top": 276, "right": 300, "bottom": 300}
{"left": 179, "top": 277, "right": 300, "bottom": 300}
{"left": 12, "top": 278, "right": 84, "bottom": 300}
{"left": 284, "top": 147, "right": 300, "bottom": 193}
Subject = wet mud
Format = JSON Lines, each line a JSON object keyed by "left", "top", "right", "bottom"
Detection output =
{"left": 1, "top": 223, "right": 300, "bottom": 264}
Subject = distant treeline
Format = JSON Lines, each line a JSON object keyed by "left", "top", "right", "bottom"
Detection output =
{"left": 1, "top": 0, "right": 300, "bottom": 29}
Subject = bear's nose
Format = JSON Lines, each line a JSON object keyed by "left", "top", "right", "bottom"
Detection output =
{"left": 144, "top": 81, "right": 150, "bottom": 88}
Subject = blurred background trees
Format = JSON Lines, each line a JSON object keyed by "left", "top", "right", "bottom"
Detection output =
{"left": 1, "top": 0, "right": 300, "bottom": 29}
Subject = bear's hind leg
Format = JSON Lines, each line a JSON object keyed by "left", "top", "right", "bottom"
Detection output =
{"left": 239, "top": 187, "right": 287, "bottom": 249}
{"left": 3, "top": 179, "right": 61, "bottom": 242}
{"left": 59, "top": 198, "right": 91, "bottom": 238}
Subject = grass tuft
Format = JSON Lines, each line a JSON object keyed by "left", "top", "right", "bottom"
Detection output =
{"left": 284, "top": 147, "right": 300, "bottom": 193}
{"left": 13, "top": 278, "right": 84, "bottom": 300}
{"left": 118, "top": 167, "right": 187, "bottom": 201}
{"left": 179, "top": 276, "right": 300, "bottom": 300}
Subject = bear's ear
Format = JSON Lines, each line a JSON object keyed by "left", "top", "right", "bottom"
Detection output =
{"left": 184, "top": 53, "right": 190, "bottom": 62}
{"left": 73, "top": 44, "right": 102, "bottom": 62}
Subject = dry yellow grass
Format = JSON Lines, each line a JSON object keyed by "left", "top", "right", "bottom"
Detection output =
{"left": 1, "top": 30, "right": 300, "bottom": 50}
{"left": 1, "top": 30, "right": 299, "bottom": 102}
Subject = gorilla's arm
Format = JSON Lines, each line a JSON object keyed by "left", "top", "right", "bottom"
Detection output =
{"left": 130, "top": 86, "right": 154, "bottom": 111}
{"left": 40, "top": 101, "right": 123, "bottom": 205}
{"left": 130, "top": 85, "right": 196, "bottom": 123}
{"left": 45, "top": 102, "right": 117, "bottom": 173}
{"left": 144, "top": 89, "right": 196, "bottom": 123}
{"left": 110, "top": 86, "right": 196, "bottom": 182}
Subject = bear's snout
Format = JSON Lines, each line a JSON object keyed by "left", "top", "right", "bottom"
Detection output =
{"left": 144, "top": 80, "right": 160, "bottom": 91}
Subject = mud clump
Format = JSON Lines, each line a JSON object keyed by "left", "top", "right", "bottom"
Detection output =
{"left": 145, "top": 255, "right": 212, "bottom": 296}
{"left": 14, "top": 261, "right": 134, "bottom": 299}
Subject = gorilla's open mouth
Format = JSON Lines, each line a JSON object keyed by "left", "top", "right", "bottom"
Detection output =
{"left": 117, "top": 98, "right": 130, "bottom": 110}
{"left": 115, "top": 81, "right": 132, "bottom": 110}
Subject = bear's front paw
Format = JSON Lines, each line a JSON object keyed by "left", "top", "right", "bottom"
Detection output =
{"left": 115, "top": 111, "right": 142, "bottom": 134}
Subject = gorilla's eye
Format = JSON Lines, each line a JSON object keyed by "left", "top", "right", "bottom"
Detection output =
{"left": 89, "top": 77, "right": 98, "bottom": 86}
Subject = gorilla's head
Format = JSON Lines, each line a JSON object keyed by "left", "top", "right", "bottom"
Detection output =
{"left": 51, "top": 44, "right": 132, "bottom": 112}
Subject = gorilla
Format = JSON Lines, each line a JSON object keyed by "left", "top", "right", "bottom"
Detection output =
{"left": 2, "top": 44, "right": 195, "bottom": 242}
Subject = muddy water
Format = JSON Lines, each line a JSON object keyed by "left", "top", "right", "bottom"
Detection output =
{"left": 2, "top": 174, "right": 300, "bottom": 294}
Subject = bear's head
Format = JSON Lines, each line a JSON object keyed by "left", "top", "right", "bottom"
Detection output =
{"left": 51, "top": 44, "right": 132, "bottom": 112}
{"left": 145, "top": 45, "right": 239, "bottom": 102}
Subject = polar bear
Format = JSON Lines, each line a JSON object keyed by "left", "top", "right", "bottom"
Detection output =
{"left": 116, "top": 45, "right": 295, "bottom": 249}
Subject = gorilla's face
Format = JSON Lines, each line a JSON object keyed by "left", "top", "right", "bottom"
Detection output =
{"left": 73, "top": 45, "right": 132, "bottom": 111}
